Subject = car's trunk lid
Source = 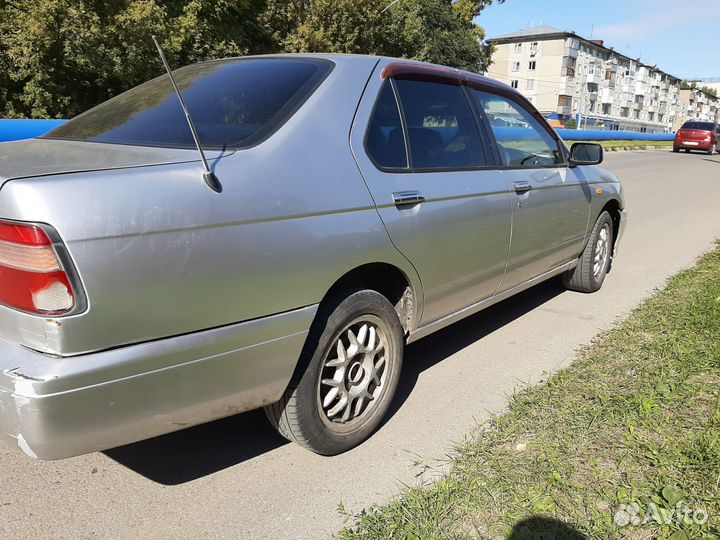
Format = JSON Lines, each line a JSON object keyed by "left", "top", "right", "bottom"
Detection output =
{"left": 678, "top": 129, "right": 711, "bottom": 141}
{"left": 0, "top": 138, "right": 222, "bottom": 186}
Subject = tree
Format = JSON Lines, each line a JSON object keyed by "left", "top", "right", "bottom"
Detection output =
{"left": 0, "top": 0, "right": 502, "bottom": 118}
{"left": 564, "top": 118, "right": 578, "bottom": 130}
{"left": 264, "top": 0, "right": 501, "bottom": 73}
{"left": 0, "top": 0, "right": 274, "bottom": 118}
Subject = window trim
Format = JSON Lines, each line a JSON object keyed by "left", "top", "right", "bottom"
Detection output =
{"left": 370, "top": 62, "right": 569, "bottom": 173}
{"left": 365, "top": 71, "right": 495, "bottom": 174}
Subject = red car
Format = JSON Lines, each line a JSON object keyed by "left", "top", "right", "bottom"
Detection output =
{"left": 674, "top": 121, "right": 719, "bottom": 154}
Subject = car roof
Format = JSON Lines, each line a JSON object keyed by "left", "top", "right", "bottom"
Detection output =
{"left": 191, "top": 53, "right": 519, "bottom": 98}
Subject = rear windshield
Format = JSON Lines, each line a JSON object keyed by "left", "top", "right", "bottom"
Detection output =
{"left": 44, "top": 58, "right": 334, "bottom": 149}
{"left": 680, "top": 121, "right": 715, "bottom": 131}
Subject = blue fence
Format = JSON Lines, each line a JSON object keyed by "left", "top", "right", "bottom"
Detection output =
{"left": 555, "top": 129, "right": 674, "bottom": 141}
{"left": 0, "top": 119, "right": 67, "bottom": 142}
{"left": 0, "top": 119, "right": 675, "bottom": 144}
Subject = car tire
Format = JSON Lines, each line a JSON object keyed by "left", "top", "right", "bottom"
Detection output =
{"left": 709, "top": 143, "right": 717, "bottom": 155}
{"left": 672, "top": 147, "right": 679, "bottom": 153}
{"left": 562, "top": 211, "right": 614, "bottom": 293}
{"left": 264, "top": 289, "right": 404, "bottom": 455}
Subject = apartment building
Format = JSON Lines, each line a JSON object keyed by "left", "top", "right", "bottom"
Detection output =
{"left": 486, "top": 25, "right": 719, "bottom": 132}
{"left": 676, "top": 87, "right": 720, "bottom": 129}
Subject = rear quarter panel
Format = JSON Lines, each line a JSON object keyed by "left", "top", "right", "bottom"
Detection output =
{"left": 0, "top": 56, "right": 421, "bottom": 355}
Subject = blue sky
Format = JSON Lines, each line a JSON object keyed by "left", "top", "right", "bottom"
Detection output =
{"left": 476, "top": 0, "right": 720, "bottom": 80}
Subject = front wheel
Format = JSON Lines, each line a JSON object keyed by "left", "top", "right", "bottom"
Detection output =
{"left": 562, "top": 211, "right": 614, "bottom": 293}
{"left": 265, "top": 290, "right": 404, "bottom": 455}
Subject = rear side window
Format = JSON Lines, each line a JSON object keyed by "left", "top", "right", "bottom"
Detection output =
{"left": 366, "top": 82, "right": 408, "bottom": 169}
{"left": 44, "top": 58, "right": 333, "bottom": 150}
{"left": 472, "top": 90, "right": 563, "bottom": 167}
{"left": 393, "top": 79, "right": 487, "bottom": 170}
{"left": 680, "top": 121, "right": 715, "bottom": 131}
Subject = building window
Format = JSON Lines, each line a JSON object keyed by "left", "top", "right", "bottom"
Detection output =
{"left": 513, "top": 43, "right": 522, "bottom": 53}
{"left": 510, "top": 80, "right": 519, "bottom": 89}
{"left": 526, "top": 79, "right": 535, "bottom": 90}
{"left": 530, "top": 41, "right": 539, "bottom": 54}
{"left": 511, "top": 61, "right": 520, "bottom": 72}
{"left": 528, "top": 61, "right": 536, "bottom": 71}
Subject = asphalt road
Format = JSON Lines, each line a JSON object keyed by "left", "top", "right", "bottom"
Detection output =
{"left": 2, "top": 150, "right": 719, "bottom": 539}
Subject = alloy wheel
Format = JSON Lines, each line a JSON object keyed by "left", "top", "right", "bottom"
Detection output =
{"left": 318, "top": 316, "right": 389, "bottom": 427}
{"left": 593, "top": 224, "right": 611, "bottom": 279}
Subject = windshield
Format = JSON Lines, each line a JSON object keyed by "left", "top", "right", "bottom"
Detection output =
{"left": 680, "top": 121, "right": 715, "bottom": 131}
{"left": 44, "top": 58, "right": 333, "bottom": 149}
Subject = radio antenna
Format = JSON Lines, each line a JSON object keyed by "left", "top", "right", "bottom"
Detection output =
{"left": 152, "top": 35, "right": 222, "bottom": 193}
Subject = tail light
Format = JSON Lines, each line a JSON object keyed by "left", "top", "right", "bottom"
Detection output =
{"left": 0, "top": 220, "right": 78, "bottom": 315}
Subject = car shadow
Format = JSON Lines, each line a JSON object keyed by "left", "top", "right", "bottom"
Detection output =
{"left": 508, "top": 516, "right": 588, "bottom": 540}
{"left": 104, "top": 279, "right": 565, "bottom": 485}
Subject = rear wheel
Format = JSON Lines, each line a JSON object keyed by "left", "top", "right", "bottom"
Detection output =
{"left": 672, "top": 146, "right": 679, "bottom": 153}
{"left": 265, "top": 289, "right": 403, "bottom": 455}
{"left": 562, "top": 211, "right": 614, "bottom": 293}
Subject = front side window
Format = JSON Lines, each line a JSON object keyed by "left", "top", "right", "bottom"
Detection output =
{"left": 45, "top": 58, "right": 333, "bottom": 149}
{"left": 393, "top": 79, "right": 486, "bottom": 170}
{"left": 472, "top": 90, "right": 563, "bottom": 168}
{"left": 366, "top": 82, "right": 408, "bottom": 169}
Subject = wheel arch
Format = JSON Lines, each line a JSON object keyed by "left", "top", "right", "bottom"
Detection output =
{"left": 600, "top": 198, "right": 622, "bottom": 255}
{"left": 319, "top": 262, "right": 420, "bottom": 335}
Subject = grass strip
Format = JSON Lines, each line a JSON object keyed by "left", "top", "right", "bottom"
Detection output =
{"left": 340, "top": 244, "right": 720, "bottom": 540}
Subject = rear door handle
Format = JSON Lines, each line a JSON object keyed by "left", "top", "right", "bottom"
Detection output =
{"left": 513, "top": 181, "right": 533, "bottom": 194}
{"left": 392, "top": 191, "right": 425, "bottom": 207}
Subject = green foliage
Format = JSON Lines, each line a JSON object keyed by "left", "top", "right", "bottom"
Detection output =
{"left": 0, "top": 0, "right": 502, "bottom": 119}
{"left": 0, "top": 0, "right": 272, "bottom": 118}
{"left": 564, "top": 118, "right": 577, "bottom": 130}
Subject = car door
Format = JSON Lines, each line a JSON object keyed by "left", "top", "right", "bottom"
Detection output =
{"left": 469, "top": 89, "right": 591, "bottom": 292}
{"left": 351, "top": 63, "right": 512, "bottom": 325}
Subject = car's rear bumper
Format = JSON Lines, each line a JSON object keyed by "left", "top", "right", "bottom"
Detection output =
{"left": 0, "top": 305, "right": 316, "bottom": 460}
{"left": 675, "top": 140, "right": 713, "bottom": 150}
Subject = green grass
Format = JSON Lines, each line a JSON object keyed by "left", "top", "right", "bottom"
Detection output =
{"left": 339, "top": 244, "right": 720, "bottom": 540}
{"left": 569, "top": 140, "right": 674, "bottom": 151}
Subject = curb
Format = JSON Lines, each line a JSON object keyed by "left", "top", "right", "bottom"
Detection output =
{"left": 605, "top": 145, "right": 670, "bottom": 152}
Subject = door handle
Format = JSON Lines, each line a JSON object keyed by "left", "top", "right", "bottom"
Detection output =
{"left": 513, "top": 181, "right": 533, "bottom": 194}
{"left": 392, "top": 191, "right": 425, "bottom": 207}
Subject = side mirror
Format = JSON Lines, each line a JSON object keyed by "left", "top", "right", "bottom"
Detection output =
{"left": 569, "top": 142, "right": 603, "bottom": 166}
